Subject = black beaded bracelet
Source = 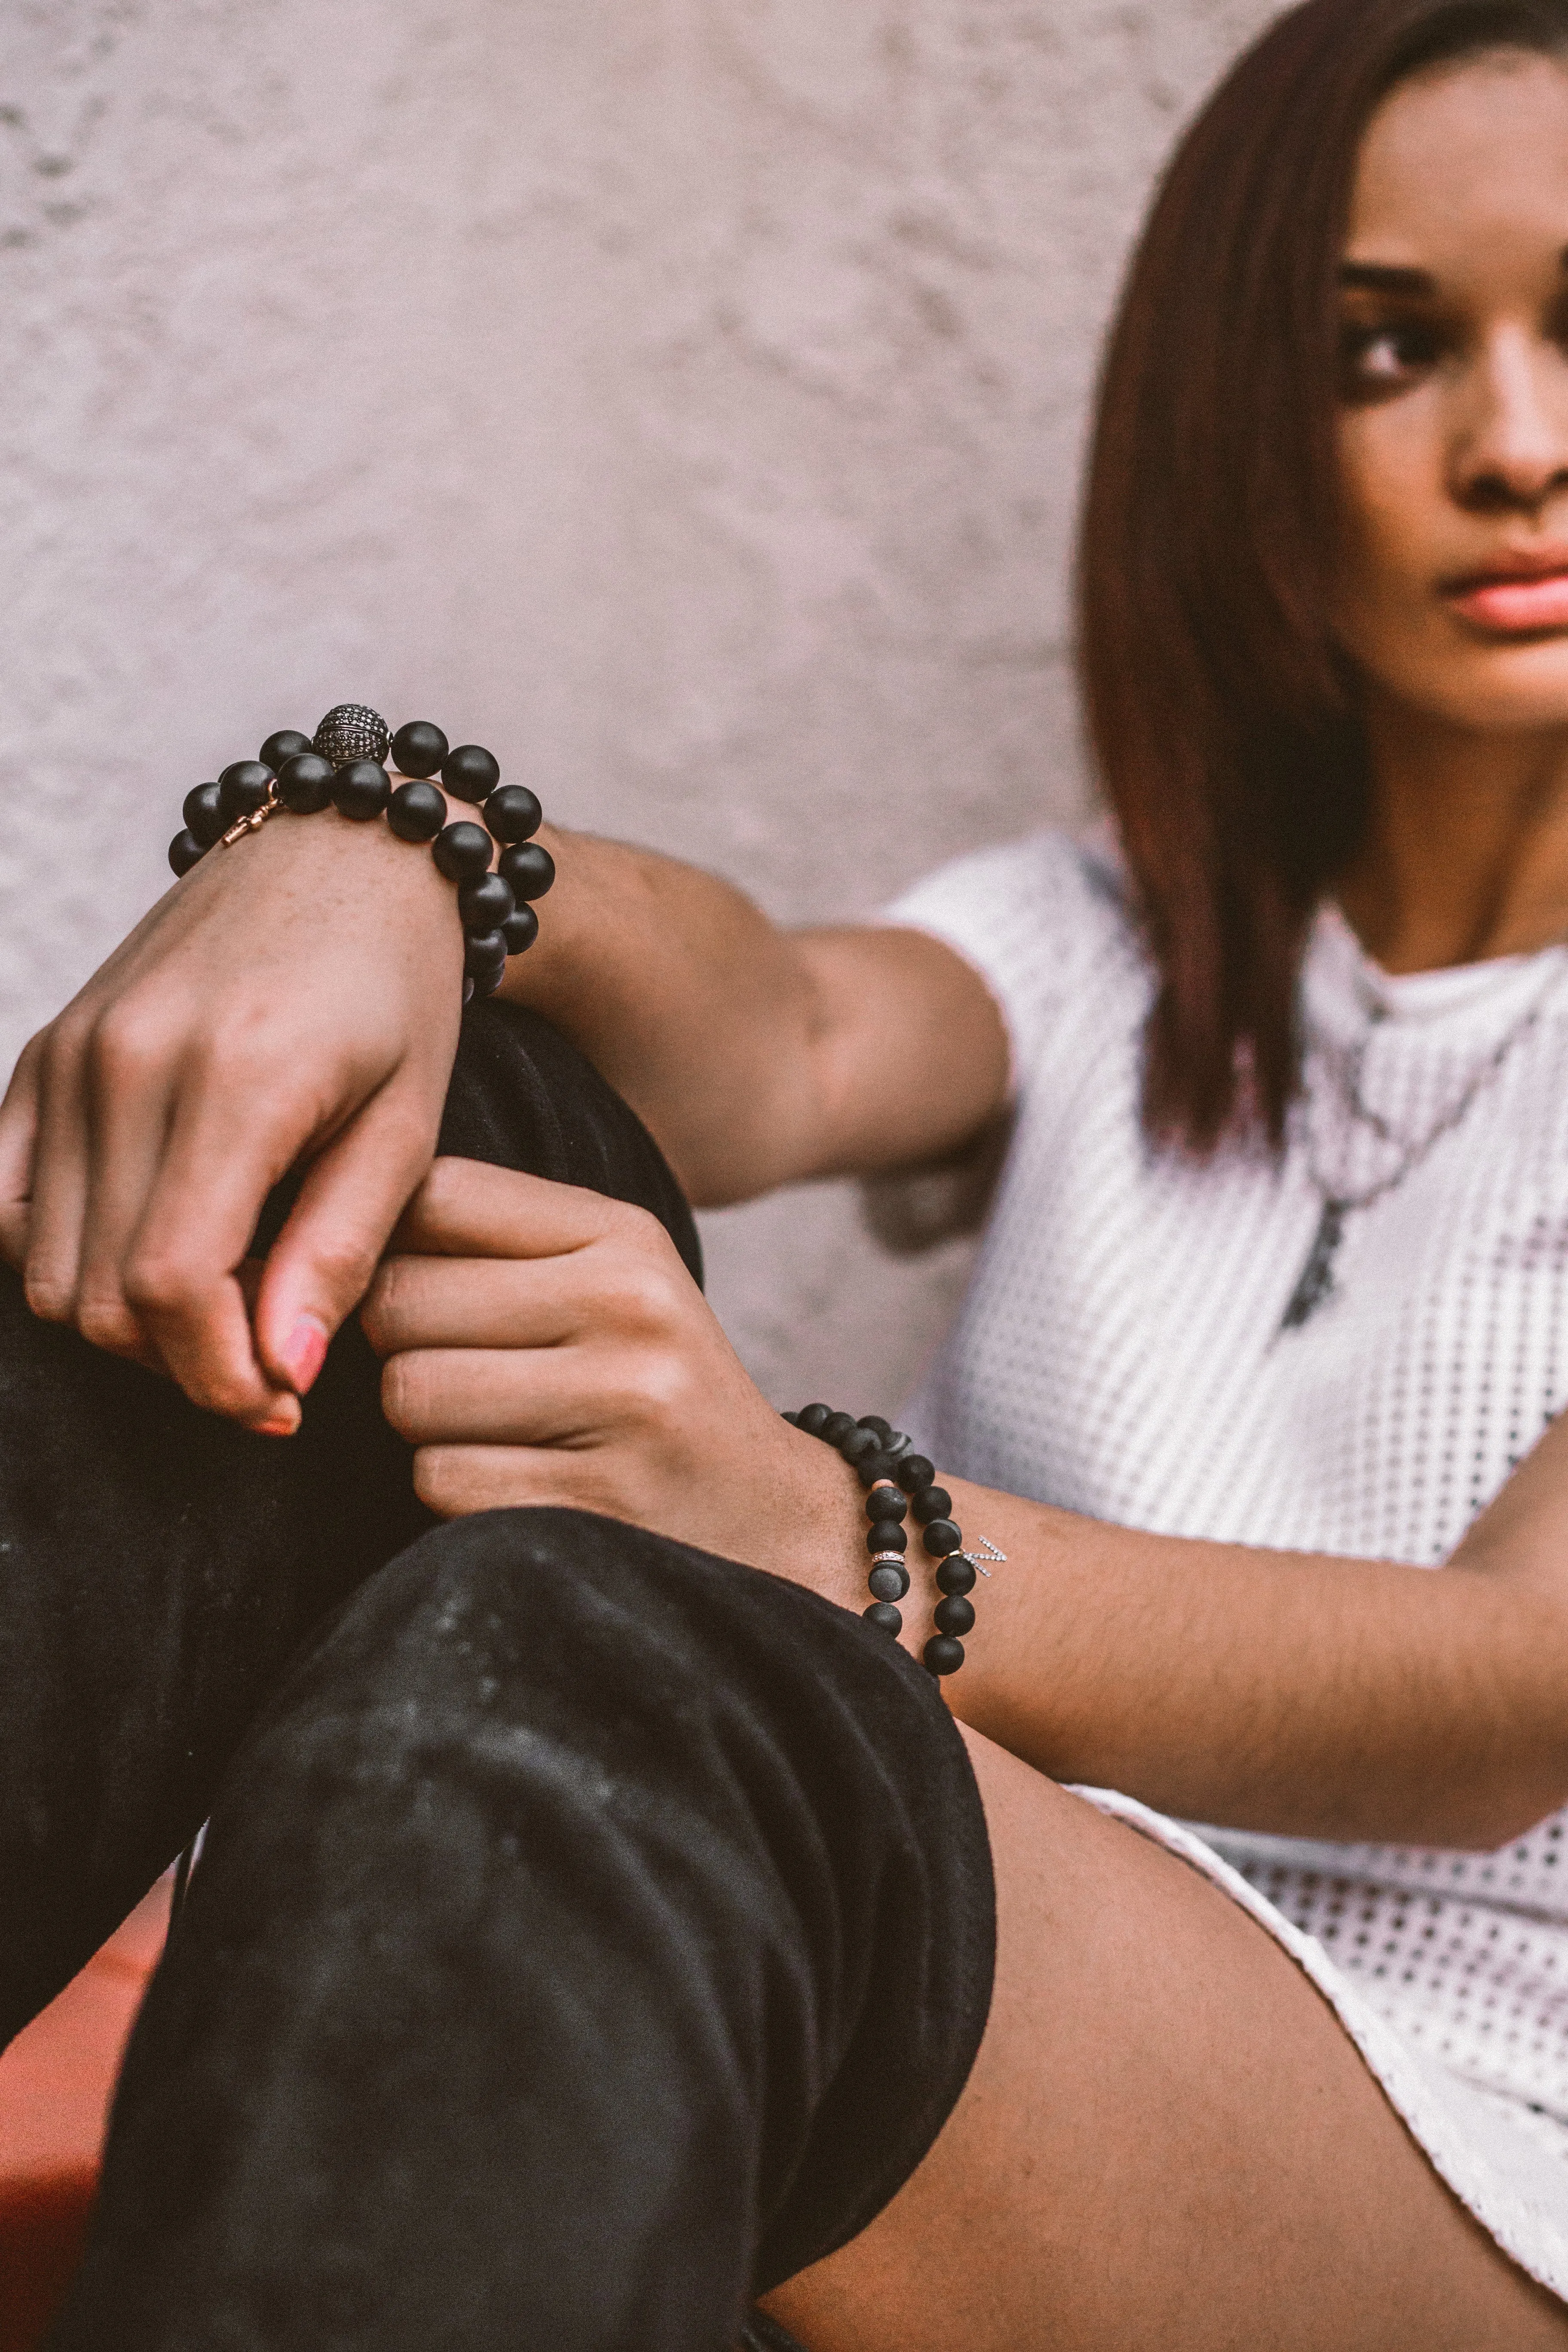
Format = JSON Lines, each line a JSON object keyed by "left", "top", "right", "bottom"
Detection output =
{"left": 168, "top": 703, "right": 556, "bottom": 1001}
{"left": 784, "top": 1404, "right": 1004, "bottom": 1678}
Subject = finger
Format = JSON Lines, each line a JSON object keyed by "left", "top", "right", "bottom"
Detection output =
{"left": 19, "top": 1023, "right": 93, "bottom": 1325}
{"left": 0, "top": 1035, "right": 42, "bottom": 1270}
{"left": 75, "top": 1015, "right": 182, "bottom": 1365}
{"left": 119, "top": 1064, "right": 319, "bottom": 1426}
{"left": 393, "top": 1158, "right": 640, "bottom": 1262}
{"left": 252, "top": 1083, "right": 444, "bottom": 1396}
{"left": 380, "top": 1341, "right": 674, "bottom": 1450}
{"left": 360, "top": 1245, "right": 689, "bottom": 1359}
{"left": 409, "top": 1442, "right": 635, "bottom": 1522}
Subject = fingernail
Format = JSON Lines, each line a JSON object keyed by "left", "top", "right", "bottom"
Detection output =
{"left": 256, "top": 1395, "right": 302, "bottom": 1439}
{"left": 279, "top": 1315, "right": 329, "bottom": 1396}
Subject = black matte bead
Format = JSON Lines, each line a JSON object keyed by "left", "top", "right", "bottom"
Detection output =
{"left": 866, "top": 1520, "right": 907, "bottom": 1555}
{"left": 484, "top": 784, "right": 542, "bottom": 843}
{"left": 315, "top": 703, "right": 389, "bottom": 768}
{"left": 796, "top": 1403, "right": 833, "bottom": 1436}
{"left": 464, "top": 928, "right": 508, "bottom": 980}
{"left": 864, "top": 1602, "right": 904, "bottom": 1638}
{"left": 442, "top": 743, "right": 501, "bottom": 803}
{"left": 274, "top": 752, "right": 335, "bottom": 813}
{"left": 867, "top": 1562, "right": 910, "bottom": 1603}
{"left": 501, "top": 904, "right": 539, "bottom": 954}
{"left": 470, "top": 959, "right": 507, "bottom": 998}
{"left": 332, "top": 760, "right": 391, "bottom": 821}
{"left": 865, "top": 1482, "right": 907, "bottom": 1522}
{"left": 433, "top": 822, "right": 494, "bottom": 883}
{"left": 920, "top": 1518, "right": 962, "bottom": 1557}
{"left": 458, "top": 871, "right": 515, "bottom": 934}
{"left": 935, "top": 1556, "right": 977, "bottom": 1596}
{"left": 389, "top": 720, "right": 449, "bottom": 779}
{"left": 923, "top": 1634, "right": 965, "bottom": 1677}
{"left": 168, "top": 828, "right": 204, "bottom": 876}
{"left": 820, "top": 1411, "right": 858, "bottom": 1447}
{"left": 911, "top": 1486, "right": 952, "bottom": 1525}
{"left": 183, "top": 783, "right": 225, "bottom": 847}
{"left": 386, "top": 779, "right": 447, "bottom": 840}
{"left": 217, "top": 761, "right": 274, "bottom": 822}
{"left": 858, "top": 1415, "right": 893, "bottom": 1442}
{"left": 857, "top": 1451, "right": 900, "bottom": 1490}
{"left": 934, "top": 1594, "right": 975, "bottom": 1637}
{"left": 840, "top": 1425, "right": 879, "bottom": 1464}
{"left": 498, "top": 841, "right": 556, "bottom": 901}
{"left": 260, "top": 729, "right": 312, "bottom": 772}
{"left": 895, "top": 1454, "right": 936, "bottom": 1494}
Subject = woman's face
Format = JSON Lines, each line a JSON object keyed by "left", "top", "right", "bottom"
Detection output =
{"left": 1336, "top": 51, "right": 1568, "bottom": 733}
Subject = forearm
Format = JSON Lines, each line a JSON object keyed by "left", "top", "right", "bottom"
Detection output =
{"left": 494, "top": 827, "right": 822, "bottom": 1202}
{"left": 925, "top": 1478, "right": 1568, "bottom": 1849}
{"left": 497, "top": 826, "right": 1007, "bottom": 1205}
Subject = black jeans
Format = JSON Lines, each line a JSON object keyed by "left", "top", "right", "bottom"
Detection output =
{"left": 0, "top": 1003, "right": 995, "bottom": 2352}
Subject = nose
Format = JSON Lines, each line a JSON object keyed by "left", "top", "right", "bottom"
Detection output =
{"left": 1451, "top": 326, "right": 1568, "bottom": 516}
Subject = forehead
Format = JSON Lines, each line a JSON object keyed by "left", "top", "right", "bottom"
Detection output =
{"left": 1350, "top": 51, "right": 1568, "bottom": 263}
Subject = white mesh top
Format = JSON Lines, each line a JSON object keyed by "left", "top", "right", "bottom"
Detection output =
{"left": 887, "top": 829, "right": 1568, "bottom": 2299}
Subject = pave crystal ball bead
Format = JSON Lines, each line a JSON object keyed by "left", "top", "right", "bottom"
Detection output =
{"left": 314, "top": 703, "right": 391, "bottom": 769}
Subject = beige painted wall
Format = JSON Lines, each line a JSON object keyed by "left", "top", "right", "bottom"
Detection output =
{"left": 3, "top": 0, "right": 1281, "bottom": 1411}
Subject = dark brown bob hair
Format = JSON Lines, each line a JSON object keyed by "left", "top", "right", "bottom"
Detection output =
{"left": 1081, "top": 0, "right": 1568, "bottom": 1153}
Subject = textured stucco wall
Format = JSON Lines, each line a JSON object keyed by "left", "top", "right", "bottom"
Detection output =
{"left": 4, "top": 0, "right": 1281, "bottom": 1411}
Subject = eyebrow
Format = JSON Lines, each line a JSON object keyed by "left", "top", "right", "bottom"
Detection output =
{"left": 1338, "top": 262, "right": 1436, "bottom": 296}
{"left": 1338, "top": 249, "right": 1568, "bottom": 294}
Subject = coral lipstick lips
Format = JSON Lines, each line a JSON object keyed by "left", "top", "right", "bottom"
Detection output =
{"left": 1445, "top": 553, "right": 1568, "bottom": 633}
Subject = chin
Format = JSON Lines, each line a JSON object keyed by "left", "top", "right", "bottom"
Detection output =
{"left": 1372, "top": 637, "right": 1568, "bottom": 736}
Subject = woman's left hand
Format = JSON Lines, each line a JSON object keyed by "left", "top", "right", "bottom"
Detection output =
{"left": 360, "top": 1158, "right": 867, "bottom": 1605}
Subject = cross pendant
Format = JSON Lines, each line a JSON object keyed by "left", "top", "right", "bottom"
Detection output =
{"left": 1280, "top": 1197, "right": 1346, "bottom": 1332}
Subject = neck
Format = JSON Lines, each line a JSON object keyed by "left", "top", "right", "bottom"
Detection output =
{"left": 1337, "top": 692, "right": 1568, "bottom": 972}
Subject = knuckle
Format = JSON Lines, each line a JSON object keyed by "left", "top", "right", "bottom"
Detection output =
{"left": 88, "top": 1005, "right": 174, "bottom": 1091}
{"left": 422, "top": 1156, "right": 474, "bottom": 1218}
{"left": 122, "top": 1245, "right": 203, "bottom": 1318}
{"left": 358, "top": 1268, "right": 399, "bottom": 1354}
{"left": 603, "top": 1250, "right": 686, "bottom": 1337}
{"left": 380, "top": 1353, "right": 430, "bottom": 1439}
{"left": 76, "top": 1293, "right": 145, "bottom": 1358}
{"left": 412, "top": 1447, "right": 478, "bottom": 1519}
{"left": 22, "top": 1269, "right": 74, "bottom": 1325}
{"left": 310, "top": 1234, "right": 381, "bottom": 1308}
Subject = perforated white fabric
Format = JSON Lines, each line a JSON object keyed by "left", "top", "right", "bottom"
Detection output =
{"left": 885, "top": 830, "right": 1568, "bottom": 2297}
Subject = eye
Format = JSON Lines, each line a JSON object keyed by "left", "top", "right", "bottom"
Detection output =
{"left": 1338, "top": 318, "right": 1444, "bottom": 401}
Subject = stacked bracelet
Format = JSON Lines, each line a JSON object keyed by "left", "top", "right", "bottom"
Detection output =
{"left": 168, "top": 703, "right": 556, "bottom": 1001}
{"left": 784, "top": 1404, "right": 1003, "bottom": 1678}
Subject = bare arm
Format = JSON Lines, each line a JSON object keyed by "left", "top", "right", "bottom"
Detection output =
{"left": 934, "top": 1446, "right": 1568, "bottom": 1850}
{"left": 0, "top": 808, "right": 1005, "bottom": 1419}
{"left": 500, "top": 826, "right": 1008, "bottom": 1206}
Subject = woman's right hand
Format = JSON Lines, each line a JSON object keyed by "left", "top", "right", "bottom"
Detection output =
{"left": 0, "top": 805, "right": 465, "bottom": 1433}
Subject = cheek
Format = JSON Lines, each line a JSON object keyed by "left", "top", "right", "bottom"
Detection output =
{"left": 1334, "top": 408, "right": 1441, "bottom": 641}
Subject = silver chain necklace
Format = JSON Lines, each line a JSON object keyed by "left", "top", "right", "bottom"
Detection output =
{"left": 1280, "top": 954, "right": 1568, "bottom": 1332}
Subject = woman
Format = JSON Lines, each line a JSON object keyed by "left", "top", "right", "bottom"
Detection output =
{"left": 6, "top": 0, "right": 1568, "bottom": 2341}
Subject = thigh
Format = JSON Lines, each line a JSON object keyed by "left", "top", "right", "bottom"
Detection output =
{"left": 763, "top": 1729, "right": 1568, "bottom": 2352}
